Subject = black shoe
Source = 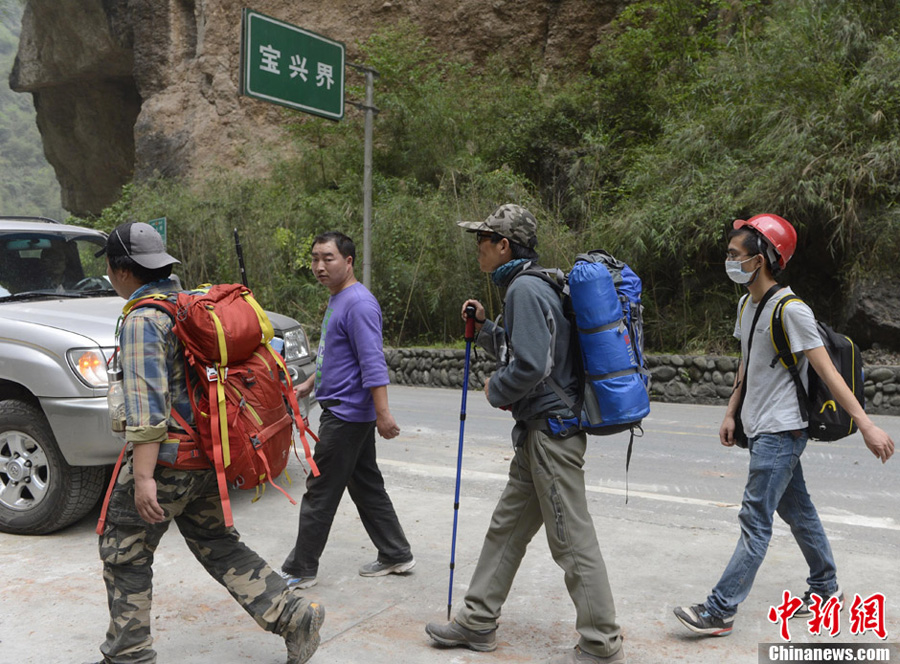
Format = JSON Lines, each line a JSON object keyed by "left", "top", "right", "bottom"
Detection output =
{"left": 793, "top": 586, "right": 843, "bottom": 620}
{"left": 425, "top": 619, "right": 497, "bottom": 652}
{"left": 285, "top": 601, "right": 325, "bottom": 664}
{"left": 673, "top": 603, "right": 734, "bottom": 636}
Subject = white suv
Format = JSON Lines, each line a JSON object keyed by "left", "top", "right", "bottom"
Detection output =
{"left": 0, "top": 217, "right": 315, "bottom": 534}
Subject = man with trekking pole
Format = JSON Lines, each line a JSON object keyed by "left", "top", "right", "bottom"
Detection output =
{"left": 88, "top": 221, "right": 323, "bottom": 664}
{"left": 425, "top": 204, "right": 627, "bottom": 664}
{"left": 673, "top": 213, "right": 895, "bottom": 638}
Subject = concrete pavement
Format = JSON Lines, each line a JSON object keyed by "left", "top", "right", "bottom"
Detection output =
{"left": 1, "top": 388, "right": 898, "bottom": 664}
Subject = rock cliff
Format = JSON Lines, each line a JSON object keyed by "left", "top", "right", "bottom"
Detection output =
{"left": 10, "top": 1, "right": 899, "bottom": 349}
{"left": 9, "top": 0, "right": 623, "bottom": 216}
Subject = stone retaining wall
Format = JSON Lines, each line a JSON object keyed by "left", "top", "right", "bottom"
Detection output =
{"left": 384, "top": 348, "right": 900, "bottom": 416}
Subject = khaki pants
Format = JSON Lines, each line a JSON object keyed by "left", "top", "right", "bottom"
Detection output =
{"left": 455, "top": 429, "right": 622, "bottom": 658}
{"left": 98, "top": 460, "right": 309, "bottom": 663}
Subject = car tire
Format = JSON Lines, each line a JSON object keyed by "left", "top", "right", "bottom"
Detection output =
{"left": 0, "top": 399, "right": 106, "bottom": 535}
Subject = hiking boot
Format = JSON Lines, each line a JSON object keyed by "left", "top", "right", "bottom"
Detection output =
{"left": 284, "top": 601, "right": 325, "bottom": 664}
{"left": 278, "top": 569, "right": 318, "bottom": 589}
{"left": 359, "top": 557, "right": 416, "bottom": 577}
{"left": 673, "top": 603, "right": 734, "bottom": 636}
{"left": 793, "top": 586, "right": 843, "bottom": 620}
{"left": 425, "top": 620, "right": 497, "bottom": 652}
{"left": 548, "top": 645, "right": 627, "bottom": 664}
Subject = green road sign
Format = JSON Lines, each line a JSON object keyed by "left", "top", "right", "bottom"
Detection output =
{"left": 240, "top": 9, "right": 345, "bottom": 120}
{"left": 147, "top": 217, "right": 167, "bottom": 246}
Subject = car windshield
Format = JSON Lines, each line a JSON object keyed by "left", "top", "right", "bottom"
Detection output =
{"left": 0, "top": 232, "right": 116, "bottom": 300}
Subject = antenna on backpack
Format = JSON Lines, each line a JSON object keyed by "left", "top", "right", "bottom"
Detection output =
{"left": 233, "top": 228, "right": 249, "bottom": 288}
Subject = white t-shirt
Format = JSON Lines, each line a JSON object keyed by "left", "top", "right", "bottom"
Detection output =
{"left": 735, "top": 287, "right": 823, "bottom": 437}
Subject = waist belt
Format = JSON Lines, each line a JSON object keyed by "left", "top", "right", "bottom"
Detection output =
{"left": 524, "top": 415, "right": 581, "bottom": 438}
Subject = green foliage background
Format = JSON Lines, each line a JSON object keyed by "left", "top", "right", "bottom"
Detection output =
{"left": 0, "top": 0, "right": 63, "bottom": 219}
{"left": 68, "top": 0, "right": 900, "bottom": 350}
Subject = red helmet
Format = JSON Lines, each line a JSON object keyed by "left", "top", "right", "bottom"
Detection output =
{"left": 732, "top": 213, "right": 797, "bottom": 270}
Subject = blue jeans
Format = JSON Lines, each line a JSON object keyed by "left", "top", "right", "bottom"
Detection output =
{"left": 706, "top": 430, "right": 837, "bottom": 618}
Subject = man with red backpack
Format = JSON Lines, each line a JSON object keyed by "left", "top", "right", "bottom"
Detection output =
{"left": 674, "top": 214, "right": 894, "bottom": 638}
{"left": 87, "top": 221, "right": 323, "bottom": 664}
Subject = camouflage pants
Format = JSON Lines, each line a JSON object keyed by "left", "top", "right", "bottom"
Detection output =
{"left": 97, "top": 459, "right": 309, "bottom": 664}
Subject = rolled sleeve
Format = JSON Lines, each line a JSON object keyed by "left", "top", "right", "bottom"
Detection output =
{"left": 120, "top": 310, "right": 173, "bottom": 445}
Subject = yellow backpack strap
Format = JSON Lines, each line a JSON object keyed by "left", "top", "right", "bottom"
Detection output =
{"left": 738, "top": 293, "right": 750, "bottom": 322}
{"left": 207, "top": 307, "right": 229, "bottom": 366}
{"left": 122, "top": 292, "right": 170, "bottom": 316}
{"left": 769, "top": 293, "right": 811, "bottom": 423}
{"left": 241, "top": 290, "right": 275, "bottom": 342}
{"left": 769, "top": 294, "right": 803, "bottom": 370}
{"left": 205, "top": 307, "right": 232, "bottom": 467}
{"left": 214, "top": 366, "right": 230, "bottom": 468}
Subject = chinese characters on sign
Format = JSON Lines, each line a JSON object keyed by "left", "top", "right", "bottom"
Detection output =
{"left": 257, "top": 44, "right": 335, "bottom": 88}
{"left": 767, "top": 590, "right": 888, "bottom": 641}
{"left": 240, "top": 9, "right": 345, "bottom": 120}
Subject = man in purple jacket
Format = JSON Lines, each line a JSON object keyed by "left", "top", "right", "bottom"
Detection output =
{"left": 281, "top": 231, "right": 414, "bottom": 589}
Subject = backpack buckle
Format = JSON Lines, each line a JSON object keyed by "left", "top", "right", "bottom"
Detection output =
{"left": 552, "top": 415, "right": 575, "bottom": 438}
{"left": 206, "top": 366, "right": 227, "bottom": 382}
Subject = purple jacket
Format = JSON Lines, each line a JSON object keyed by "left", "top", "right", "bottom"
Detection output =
{"left": 313, "top": 282, "right": 389, "bottom": 422}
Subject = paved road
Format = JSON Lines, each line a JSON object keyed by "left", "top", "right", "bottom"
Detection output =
{"left": 2, "top": 386, "right": 898, "bottom": 663}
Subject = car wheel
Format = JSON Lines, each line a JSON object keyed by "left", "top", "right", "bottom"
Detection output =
{"left": 0, "top": 400, "right": 107, "bottom": 535}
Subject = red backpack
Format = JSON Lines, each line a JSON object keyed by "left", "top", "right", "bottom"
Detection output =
{"left": 97, "top": 284, "right": 319, "bottom": 532}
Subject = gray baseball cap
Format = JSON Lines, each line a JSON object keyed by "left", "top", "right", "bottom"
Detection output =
{"left": 95, "top": 221, "right": 180, "bottom": 269}
{"left": 457, "top": 203, "right": 538, "bottom": 249}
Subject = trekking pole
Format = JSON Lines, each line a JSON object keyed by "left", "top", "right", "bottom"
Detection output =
{"left": 233, "top": 228, "right": 249, "bottom": 288}
{"left": 447, "top": 304, "right": 477, "bottom": 620}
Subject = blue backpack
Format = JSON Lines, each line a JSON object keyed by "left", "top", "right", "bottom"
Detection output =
{"left": 516, "top": 251, "right": 651, "bottom": 481}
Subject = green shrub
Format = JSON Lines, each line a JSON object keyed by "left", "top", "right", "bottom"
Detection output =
{"left": 76, "top": 1, "right": 900, "bottom": 352}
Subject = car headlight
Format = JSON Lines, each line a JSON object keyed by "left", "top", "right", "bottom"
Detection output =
{"left": 67, "top": 348, "right": 109, "bottom": 388}
{"left": 280, "top": 327, "right": 310, "bottom": 362}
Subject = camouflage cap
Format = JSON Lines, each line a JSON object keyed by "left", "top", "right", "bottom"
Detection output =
{"left": 457, "top": 204, "right": 538, "bottom": 249}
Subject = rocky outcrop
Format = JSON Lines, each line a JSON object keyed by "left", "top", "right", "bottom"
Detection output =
{"left": 9, "top": 0, "right": 624, "bottom": 217}
{"left": 10, "top": 0, "right": 138, "bottom": 215}
{"left": 844, "top": 277, "right": 900, "bottom": 353}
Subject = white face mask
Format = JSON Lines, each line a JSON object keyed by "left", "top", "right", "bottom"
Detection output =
{"left": 725, "top": 255, "right": 759, "bottom": 284}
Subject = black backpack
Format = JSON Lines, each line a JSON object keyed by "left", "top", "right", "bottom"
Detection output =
{"left": 770, "top": 294, "right": 865, "bottom": 441}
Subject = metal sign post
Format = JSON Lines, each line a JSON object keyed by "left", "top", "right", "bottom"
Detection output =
{"left": 348, "top": 64, "right": 379, "bottom": 290}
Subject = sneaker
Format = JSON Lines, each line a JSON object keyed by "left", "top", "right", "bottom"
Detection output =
{"left": 425, "top": 619, "right": 498, "bottom": 652}
{"left": 278, "top": 569, "right": 318, "bottom": 589}
{"left": 359, "top": 557, "right": 416, "bottom": 577}
{"left": 547, "top": 645, "right": 627, "bottom": 663}
{"left": 284, "top": 601, "right": 325, "bottom": 664}
{"left": 673, "top": 603, "right": 734, "bottom": 636}
{"left": 793, "top": 586, "right": 843, "bottom": 620}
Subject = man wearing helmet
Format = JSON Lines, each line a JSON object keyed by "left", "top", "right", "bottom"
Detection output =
{"left": 674, "top": 213, "right": 894, "bottom": 637}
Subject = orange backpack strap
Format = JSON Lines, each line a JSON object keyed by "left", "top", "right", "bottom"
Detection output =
{"left": 204, "top": 366, "right": 237, "bottom": 528}
{"left": 95, "top": 441, "right": 130, "bottom": 535}
{"left": 264, "top": 344, "right": 320, "bottom": 477}
{"left": 247, "top": 415, "right": 297, "bottom": 506}
{"left": 294, "top": 414, "right": 320, "bottom": 466}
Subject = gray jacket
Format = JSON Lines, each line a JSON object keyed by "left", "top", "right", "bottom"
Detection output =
{"left": 477, "top": 263, "right": 579, "bottom": 425}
